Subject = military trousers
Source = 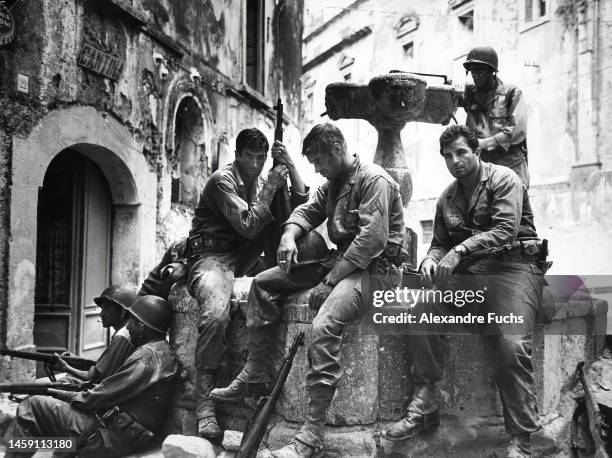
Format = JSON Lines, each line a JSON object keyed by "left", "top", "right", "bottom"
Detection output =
{"left": 409, "top": 257, "right": 544, "bottom": 435}
{"left": 242, "top": 259, "right": 398, "bottom": 388}
{"left": 3, "top": 396, "right": 149, "bottom": 457}
{"left": 188, "top": 250, "right": 236, "bottom": 417}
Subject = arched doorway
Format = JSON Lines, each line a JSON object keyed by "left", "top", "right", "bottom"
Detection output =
{"left": 33, "top": 149, "right": 112, "bottom": 362}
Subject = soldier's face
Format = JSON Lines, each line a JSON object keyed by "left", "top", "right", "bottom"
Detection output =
{"left": 236, "top": 147, "right": 268, "bottom": 179}
{"left": 442, "top": 136, "right": 479, "bottom": 179}
{"left": 469, "top": 64, "right": 495, "bottom": 88}
{"left": 306, "top": 143, "right": 343, "bottom": 180}
{"left": 99, "top": 301, "right": 122, "bottom": 329}
{"left": 127, "top": 316, "right": 146, "bottom": 346}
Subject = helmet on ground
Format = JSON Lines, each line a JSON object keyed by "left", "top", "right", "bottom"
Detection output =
{"left": 463, "top": 46, "right": 498, "bottom": 72}
{"left": 129, "top": 295, "right": 172, "bottom": 334}
{"left": 295, "top": 230, "right": 330, "bottom": 265}
{"left": 94, "top": 285, "right": 138, "bottom": 311}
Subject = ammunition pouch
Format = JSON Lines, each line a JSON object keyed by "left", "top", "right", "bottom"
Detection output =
{"left": 79, "top": 407, "right": 154, "bottom": 454}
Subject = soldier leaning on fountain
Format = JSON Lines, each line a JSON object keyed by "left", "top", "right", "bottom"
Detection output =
{"left": 462, "top": 46, "right": 530, "bottom": 187}
{"left": 138, "top": 128, "right": 309, "bottom": 441}
{"left": 384, "top": 125, "right": 545, "bottom": 458}
{"left": 211, "top": 123, "right": 405, "bottom": 458}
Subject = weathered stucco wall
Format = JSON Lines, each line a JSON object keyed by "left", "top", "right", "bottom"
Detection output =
{"left": 0, "top": 0, "right": 304, "bottom": 365}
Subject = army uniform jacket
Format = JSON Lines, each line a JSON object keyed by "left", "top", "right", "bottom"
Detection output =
{"left": 465, "top": 77, "right": 528, "bottom": 170}
{"left": 286, "top": 157, "right": 404, "bottom": 269}
{"left": 190, "top": 161, "right": 309, "bottom": 242}
{"left": 426, "top": 161, "right": 538, "bottom": 263}
{"left": 87, "top": 326, "right": 134, "bottom": 383}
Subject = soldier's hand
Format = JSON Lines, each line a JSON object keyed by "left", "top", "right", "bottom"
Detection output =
{"left": 308, "top": 281, "right": 333, "bottom": 310}
{"left": 48, "top": 388, "right": 77, "bottom": 403}
{"left": 271, "top": 141, "right": 294, "bottom": 168}
{"left": 267, "top": 165, "right": 289, "bottom": 190}
{"left": 419, "top": 258, "right": 437, "bottom": 288}
{"left": 54, "top": 352, "right": 70, "bottom": 371}
{"left": 434, "top": 250, "right": 461, "bottom": 286}
{"left": 277, "top": 233, "right": 298, "bottom": 273}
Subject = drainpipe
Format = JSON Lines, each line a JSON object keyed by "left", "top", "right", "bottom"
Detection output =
{"left": 592, "top": 0, "right": 600, "bottom": 164}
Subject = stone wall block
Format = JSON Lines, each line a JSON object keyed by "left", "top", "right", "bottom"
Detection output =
{"left": 282, "top": 303, "right": 379, "bottom": 425}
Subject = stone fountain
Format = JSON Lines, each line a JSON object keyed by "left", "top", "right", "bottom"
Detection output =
{"left": 324, "top": 72, "right": 461, "bottom": 203}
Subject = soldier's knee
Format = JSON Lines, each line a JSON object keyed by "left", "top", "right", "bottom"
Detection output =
{"left": 496, "top": 337, "right": 532, "bottom": 370}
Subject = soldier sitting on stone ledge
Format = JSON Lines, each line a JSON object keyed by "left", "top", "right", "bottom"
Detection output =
{"left": 140, "top": 128, "right": 309, "bottom": 441}
{"left": 211, "top": 123, "right": 404, "bottom": 458}
{"left": 383, "top": 125, "right": 545, "bottom": 458}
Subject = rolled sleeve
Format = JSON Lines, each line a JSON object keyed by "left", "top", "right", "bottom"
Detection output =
{"left": 343, "top": 177, "right": 392, "bottom": 269}
{"left": 290, "top": 186, "right": 310, "bottom": 209}
{"left": 213, "top": 179, "right": 275, "bottom": 240}
{"left": 285, "top": 183, "right": 327, "bottom": 233}
{"left": 425, "top": 199, "right": 450, "bottom": 264}
{"left": 493, "top": 87, "right": 527, "bottom": 151}
{"left": 461, "top": 171, "right": 523, "bottom": 253}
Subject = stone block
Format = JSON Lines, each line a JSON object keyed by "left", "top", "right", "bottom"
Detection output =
{"left": 162, "top": 434, "right": 217, "bottom": 458}
{"left": 222, "top": 430, "right": 243, "bottom": 452}
{"left": 282, "top": 302, "right": 379, "bottom": 425}
{"left": 267, "top": 421, "right": 375, "bottom": 458}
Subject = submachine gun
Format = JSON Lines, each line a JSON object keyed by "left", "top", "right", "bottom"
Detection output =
{"left": 0, "top": 347, "right": 95, "bottom": 381}
{"left": 236, "top": 331, "right": 305, "bottom": 458}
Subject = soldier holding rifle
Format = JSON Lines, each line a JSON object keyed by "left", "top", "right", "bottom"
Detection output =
{"left": 3, "top": 296, "right": 178, "bottom": 458}
{"left": 212, "top": 123, "right": 404, "bottom": 458}
{"left": 168, "top": 127, "right": 308, "bottom": 440}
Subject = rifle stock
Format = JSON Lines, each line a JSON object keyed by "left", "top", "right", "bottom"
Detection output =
{"left": 236, "top": 331, "right": 305, "bottom": 458}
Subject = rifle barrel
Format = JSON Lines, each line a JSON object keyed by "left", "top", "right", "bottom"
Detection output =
{"left": 0, "top": 348, "right": 95, "bottom": 370}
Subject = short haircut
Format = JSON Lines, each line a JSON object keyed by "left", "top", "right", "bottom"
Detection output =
{"left": 235, "top": 128, "right": 269, "bottom": 154}
{"left": 302, "top": 123, "right": 346, "bottom": 156}
{"left": 439, "top": 124, "right": 479, "bottom": 155}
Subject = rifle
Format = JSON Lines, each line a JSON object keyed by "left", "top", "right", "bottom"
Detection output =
{"left": 575, "top": 361, "right": 609, "bottom": 458}
{"left": 236, "top": 331, "right": 305, "bottom": 458}
{"left": 0, "top": 380, "right": 91, "bottom": 396}
{"left": 263, "top": 97, "right": 293, "bottom": 268}
{"left": 0, "top": 348, "right": 95, "bottom": 382}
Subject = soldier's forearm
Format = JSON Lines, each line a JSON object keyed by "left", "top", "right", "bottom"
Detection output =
{"left": 325, "top": 258, "right": 359, "bottom": 286}
{"left": 287, "top": 165, "right": 306, "bottom": 195}
{"left": 257, "top": 183, "right": 278, "bottom": 208}
{"left": 282, "top": 223, "right": 304, "bottom": 241}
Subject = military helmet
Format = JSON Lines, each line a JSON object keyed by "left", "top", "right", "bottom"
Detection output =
{"left": 129, "top": 295, "right": 172, "bottom": 334}
{"left": 94, "top": 285, "right": 138, "bottom": 311}
{"left": 463, "top": 46, "right": 498, "bottom": 72}
{"left": 295, "top": 230, "right": 330, "bottom": 266}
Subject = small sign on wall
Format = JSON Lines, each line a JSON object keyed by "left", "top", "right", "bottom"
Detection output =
{"left": 17, "top": 73, "right": 28, "bottom": 93}
{"left": 77, "top": 42, "right": 125, "bottom": 80}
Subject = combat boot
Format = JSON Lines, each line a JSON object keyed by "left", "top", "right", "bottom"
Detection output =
{"left": 271, "top": 439, "right": 323, "bottom": 458}
{"left": 384, "top": 382, "right": 440, "bottom": 441}
{"left": 505, "top": 433, "right": 531, "bottom": 457}
{"left": 196, "top": 371, "right": 223, "bottom": 440}
{"left": 273, "top": 384, "right": 334, "bottom": 457}
{"left": 209, "top": 378, "right": 269, "bottom": 402}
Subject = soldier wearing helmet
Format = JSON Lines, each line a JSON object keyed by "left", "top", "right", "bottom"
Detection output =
{"left": 55, "top": 285, "right": 138, "bottom": 383}
{"left": 462, "top": 46, "right": 530, "bottom": 186}
{"left": 211, "top": 123, "right": 404, "bottom": 458}
{"left": 5, "top": 295, "right": 179, "bottom": 457}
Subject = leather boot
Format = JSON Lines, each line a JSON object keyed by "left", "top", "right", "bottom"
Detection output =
{"left": 210, "top": 377, "right": 269, "bottom": 402}
{"left": 505, "top": 433, "right": 531, "bottom": 457}
{"left": 272, "top": 385, "right": 334, "bottom": 457}
{"left": 196, "top": 371, "right": 222, "bottom": 440}
{"left": 384, "top": 382, "right": 440, "bottom": 441}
